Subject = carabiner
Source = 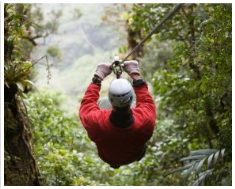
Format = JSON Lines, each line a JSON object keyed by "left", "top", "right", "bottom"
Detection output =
{"left": 111, "top": 55, "right": 123, "bottom": 79}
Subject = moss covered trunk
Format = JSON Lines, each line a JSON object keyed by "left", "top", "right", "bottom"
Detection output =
{"left": 4, "top": 85, "right": 41, "bottom": 186}
{"left": 4, "top": 4, "right": 41, "bottom": 185}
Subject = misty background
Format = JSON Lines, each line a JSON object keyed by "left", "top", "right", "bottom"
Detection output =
{"left": 31, "top": 3, "right": 128, "bottom": 113}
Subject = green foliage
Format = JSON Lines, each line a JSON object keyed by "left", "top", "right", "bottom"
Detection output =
{"left": 4, "top": 4, "right": 34, "bottom": 91}
{"left": 72, "top": 8, "right": 82, "bottom": 20}
{"left": 127, "top": 3, "right": 232, "bottom": 186}
{"left": 130, "top": 3, "right": 232, "bottom": 149}
{"left": 25, "top": 91, "right": 97, "bottom": 185}
{"left": 172, "top": 149, "right": 231, "bottom": 186}
{"left": 4, "top": 60, "right": 33, "bottom": 90}
{"left": 4, "top": 4, "right": 53, "bottom": 91}
{"left": 47, "top": 46, "right": 62, "bottom": 62}
{"left": 29, "top": 4, "right": 62, "bottom": 36}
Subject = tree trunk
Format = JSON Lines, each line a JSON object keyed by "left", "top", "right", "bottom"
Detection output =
{"left": 126, "top": 4, "right": 144, "bottom": 61}
{"left": 4, "top": 85, "right": 41, "bottom": 186}
{"left": 126, "top": 28, "right": 144, "bottom": 60}
{"left": 4, "top": 4, "right": 41, "bottom": 186}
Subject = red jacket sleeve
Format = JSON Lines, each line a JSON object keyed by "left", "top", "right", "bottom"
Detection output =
{"left": 133, "top": 83, "right": 156, "bottom": 134}
{"left": 79, "top": 83, "right": 102, "bottom": 130}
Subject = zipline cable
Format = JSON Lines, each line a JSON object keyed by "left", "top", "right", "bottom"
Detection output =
{"left": 122, "top": 3, "right": 184, "bottom": 63}
{"left": 111, "top": 3, "right": 184, "bottom": 78}
{"left": 79, "top": 22, "right": 112, "bottom": 63}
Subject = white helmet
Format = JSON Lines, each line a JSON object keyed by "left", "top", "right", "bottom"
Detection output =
{"left": 108, "top": 79, "right": 134, "bottom": 108}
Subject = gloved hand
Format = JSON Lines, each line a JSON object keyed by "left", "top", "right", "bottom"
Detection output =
{"left": 123, "top": 60, "right": 140, "bottom": 75}
{"left": 95, "top": 63, "right": 112, "bottom": 80}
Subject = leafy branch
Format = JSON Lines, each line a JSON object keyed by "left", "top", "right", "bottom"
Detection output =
{"left": 4, "top": 55, "right": 51, "bottom": 91}
{"left": 171, "top": 148, "right": 229, "bottom": 186}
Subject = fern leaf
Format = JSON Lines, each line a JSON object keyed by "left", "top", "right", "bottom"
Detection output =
{"left": 207, "top": 153, "right": 214, "bottom": 169}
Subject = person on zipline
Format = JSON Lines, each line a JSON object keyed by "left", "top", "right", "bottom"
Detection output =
{"left": 79, "top": 60, "right": 156, "bottom": 168}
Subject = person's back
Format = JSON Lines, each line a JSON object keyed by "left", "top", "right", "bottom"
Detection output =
{"left": 79, "top": 60, "right": 156, "bottom": 168}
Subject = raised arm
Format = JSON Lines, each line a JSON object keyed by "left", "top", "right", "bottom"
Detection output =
{"left": 79, "top": 63, "right": 112, "bottom": 129}
{"left": 123, "top": 60, "right": 156, "bottom": 125}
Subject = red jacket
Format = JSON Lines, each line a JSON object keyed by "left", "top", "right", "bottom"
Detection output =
{"left": 79, "top": 82, "right": 156, "bottom": 166}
